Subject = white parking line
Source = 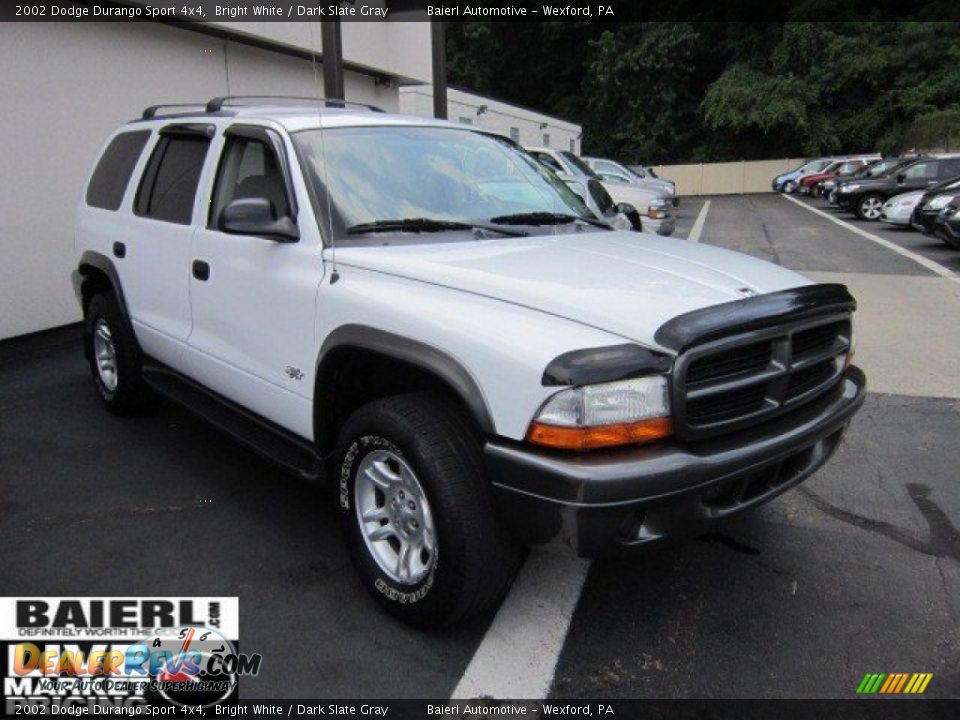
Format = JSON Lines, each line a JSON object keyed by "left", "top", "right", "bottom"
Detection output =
{"left": 687, "top": 200, "right": 711, "bottom": 243}
{"left": 781, "top": 193, "right": 960, "bottom": 282}
{"left": 450, "top": 551, "right": 591, "bottom": 700}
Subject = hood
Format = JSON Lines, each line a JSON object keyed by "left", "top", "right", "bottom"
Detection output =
{"left": 333, "top": 232, "right": 812, "bottom": 350}
{"left": 885, "top": 190, "right": 924, "bottom": 205}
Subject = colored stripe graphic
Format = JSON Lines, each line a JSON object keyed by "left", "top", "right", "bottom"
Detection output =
{"left": 857, "top": 672, "right": 932, "bottom": 694}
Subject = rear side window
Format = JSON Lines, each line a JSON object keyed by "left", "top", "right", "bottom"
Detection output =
{"left": 136, "top": 134, "right": 211, "bottom": 224}
{"left": 86, "top": 131, "right": 151, "bottom": 210}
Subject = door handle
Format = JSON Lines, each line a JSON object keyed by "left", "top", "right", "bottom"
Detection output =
{"left": 112, "top": 242, "right": 126, "bottom": 259}
{"left": 192, "top": 260, "right": 210, "bottom": 281}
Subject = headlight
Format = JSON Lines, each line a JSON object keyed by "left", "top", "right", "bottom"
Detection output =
{"left": 840, "top": 184, "right": 860, "bottom": 193}
{"left": 928, "top": 194, "right": 955, "bottom": 210}
{"left": 527, "top": 376, "right": 671, "bottom": 451}
{"left": 823, "top": 180, "right": 836, "bottom": 189}
{"left": 647, "top": 199, "right": 669, "bottom": 219}
{"left": 665, "top": 185, "right": 675, "bottom": 195}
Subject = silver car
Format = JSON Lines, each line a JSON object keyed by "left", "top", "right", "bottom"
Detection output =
{"left": 584, "top": 156, "right": 679, "bottom": 205}
{"left": 880, "top": 191, "right": 924, "bottom": 227}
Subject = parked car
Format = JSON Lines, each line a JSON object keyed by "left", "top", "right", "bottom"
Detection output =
{"left": 802, "top": 157, "right": 877, "bottom": 197}
{"left": 528, "top": 146, "right": 675, "bottom": 235}
{"left": 73, "top": 97, "right": 865, "bottom": 626}
{"left": 827, "top": 157, "right": 916, "bottom": 205}
{"left": 933, "top": 203, "right": 960, "bottom": 248}
{"left": 562, "top": 175, "right": 637, "bottom": 231}
{"left": 772, "top": 158, "right": 834, "bottom": 193}
{"left": 582, "top": 156, "right": 679, "bottom": 206}
{"left": 835, "top": 155, "right": 960, "bottom": 220}
{"left": 909, "top": 176, "right": 960, "bottom": 234}
{"left": 879, "top": 190, "right": 925, "bottom": 227}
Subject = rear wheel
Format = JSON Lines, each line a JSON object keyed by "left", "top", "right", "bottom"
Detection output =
{"left": 84, "top": 293, "right": 152, "bottom": 414}
{"left": 336, "top": 393, "right": 521, "bottom": 626}
{"left": 856, "top": 194, "right": 884, "bottom": 220}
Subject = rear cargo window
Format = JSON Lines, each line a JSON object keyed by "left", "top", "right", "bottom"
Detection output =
{"left": 135, "top": 134, "right": 211, "bottom": 225}
{"left": 85, "top": 131, "right": 151, "bottom": 211}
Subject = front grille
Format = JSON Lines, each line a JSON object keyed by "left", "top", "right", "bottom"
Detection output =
{"left": 672, "top": 314, "right": 851, "bottom": 441}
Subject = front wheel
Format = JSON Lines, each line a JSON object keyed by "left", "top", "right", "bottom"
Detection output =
{"left": 856, "top": 194, "right": 884, "bottom": 220}
{"left": 336, "top": 393, "right": 521, "bottom": 626}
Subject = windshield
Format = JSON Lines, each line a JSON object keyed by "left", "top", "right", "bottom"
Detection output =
{"left": 560, "top": 151, "right": 600, "bottom": 179}
{"left": 294, "top": 126, "right": 592, "bottom": 242}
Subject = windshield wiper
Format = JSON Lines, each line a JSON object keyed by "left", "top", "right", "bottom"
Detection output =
{"left": 488, "top": 212, "right": 611, "bottom": 229}
{"left": 346, "top": 217, "right": 527, "bottom": 237}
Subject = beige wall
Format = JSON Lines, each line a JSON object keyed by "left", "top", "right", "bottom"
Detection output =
{"left": 651, "top": 159, "right": 807, "bottom": 196}
{"left": 0, "top": 21, "right": 425, "bottom": 339}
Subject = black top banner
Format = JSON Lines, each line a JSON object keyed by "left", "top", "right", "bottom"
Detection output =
{"left": 1, "top": 0, "right": 959, "bottom": 23}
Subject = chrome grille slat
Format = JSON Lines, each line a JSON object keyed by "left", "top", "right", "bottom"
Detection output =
{"left": 672, "top": 314, "right": 852, "bottom": 441}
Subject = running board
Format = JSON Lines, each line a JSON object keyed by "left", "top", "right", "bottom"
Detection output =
{"left": 142, "top": 361, "right": 322, "bottom": 482}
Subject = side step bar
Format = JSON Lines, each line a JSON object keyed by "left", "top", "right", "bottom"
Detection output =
{"left": 141, "top": 360, "right": 322, "bottom": 482}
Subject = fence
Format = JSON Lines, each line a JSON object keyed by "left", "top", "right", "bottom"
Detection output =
{"left": 647, "top": 158, "right": 808, "bottom": 196}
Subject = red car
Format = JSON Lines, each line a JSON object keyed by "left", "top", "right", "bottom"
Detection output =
{"left": 799, "top": 158, "right": 870, "bottom": 197}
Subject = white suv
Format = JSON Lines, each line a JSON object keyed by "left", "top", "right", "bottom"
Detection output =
{"left": 73, "top": 97, "right": 866, "bottom": 626}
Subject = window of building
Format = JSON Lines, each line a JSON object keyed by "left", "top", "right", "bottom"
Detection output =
{"left": 459, "top": 116, "right": 473, "bottom": 125}
{"left": 510, "top": 127, "right": 520, "bottom": 143}
{"left": 86, "top": 131, "right": 151, "bottom": 211}
{"left": 569, "top": 139, "right": 576, "bottom": 153}
{"left": 136, "top": 132, "right": 211, "bottom": 225}
{"left": 542, "top": 133, "right": 550, "bottom": 147}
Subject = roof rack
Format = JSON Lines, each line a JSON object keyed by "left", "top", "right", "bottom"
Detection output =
{"left": 205, "top": 96, "right": 385, "bottom": 113}
{"left": 142, "top": 103, "right": 209, "bottom": 120}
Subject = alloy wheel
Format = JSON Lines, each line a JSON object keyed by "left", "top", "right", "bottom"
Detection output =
{"left": 93, "top": 318, "right": 118, "bottom": 393}
{"left": 860, "top": 196, "right": 883, "bottom": 220}
{"left": 355, "top": 449, "right": 437, "bottom": 585}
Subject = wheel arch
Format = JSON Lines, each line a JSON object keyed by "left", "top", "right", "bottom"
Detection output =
{"left": 314, "top": 325, "right": 496, "bottom": 458}
{"left": 74, "top": 251, "right": 138, "bottom": 357}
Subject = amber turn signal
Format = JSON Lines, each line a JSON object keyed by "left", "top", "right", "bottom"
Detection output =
{"left": 527, "top": 417, "right": 672, "bottom": 451}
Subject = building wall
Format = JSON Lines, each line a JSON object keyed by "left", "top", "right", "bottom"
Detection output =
{"left": 400, "top": 86, "right": 581, "bottom": 153}
{"left": 0, "top": 21, "right": 428, "bottom": 339}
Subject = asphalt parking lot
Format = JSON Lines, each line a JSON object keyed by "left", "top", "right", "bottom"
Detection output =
{"left": 2, "top": 194, "right": 958, "bottom": 700}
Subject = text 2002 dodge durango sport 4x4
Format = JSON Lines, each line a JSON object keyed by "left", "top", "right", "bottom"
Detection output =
{"left": 73, "top": 98, "right": 865, "bottom": 626}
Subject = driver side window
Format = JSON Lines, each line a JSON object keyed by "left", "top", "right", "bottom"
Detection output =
{"left": 211, "top": 134, "right": 290, "bottom": 227}
{"left": 903, "top": 161, "right": 939, "bottom": 179}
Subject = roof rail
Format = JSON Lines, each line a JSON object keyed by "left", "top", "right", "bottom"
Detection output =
{"left": 205, "top": 96, "right": 385, "bottom": 113}
{"left": 142, "top": 103, "right": 209, "bottom": 120}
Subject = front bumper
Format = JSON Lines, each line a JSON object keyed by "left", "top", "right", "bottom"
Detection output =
{"left": 880, "top": 206, "right": 911, "bottom": 226}
{"left": 486, "top": 367, "right": 866, "bottom": 557}
{"left": 641, "top": 215, "right": 676, "bottom": 236}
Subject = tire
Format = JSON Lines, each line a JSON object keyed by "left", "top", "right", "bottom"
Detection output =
{"left": 84, "top": 292, "right": 152, "bottom": 414}
{"left": 856, "top": 193, "right": 884, "bottom": 221}
{"left": 336, "top": 393, "right": 521, "bottom": 626}
{"left": 940, "top": 231, "right": 960, "bottom": 250}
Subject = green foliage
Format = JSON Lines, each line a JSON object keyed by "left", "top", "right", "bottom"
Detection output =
{"left": 446, "top": 21, "right": 960, "bottom": 164}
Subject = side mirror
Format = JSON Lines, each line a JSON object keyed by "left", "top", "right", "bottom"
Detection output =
{"left": 615, "top": 202, "right": 638, "bottom": 215}
{"left": 896, "top": 172, "right": 906, "bottom": 184}
{"left": 218, "top": 198, "right": 298, "bottom": 242}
